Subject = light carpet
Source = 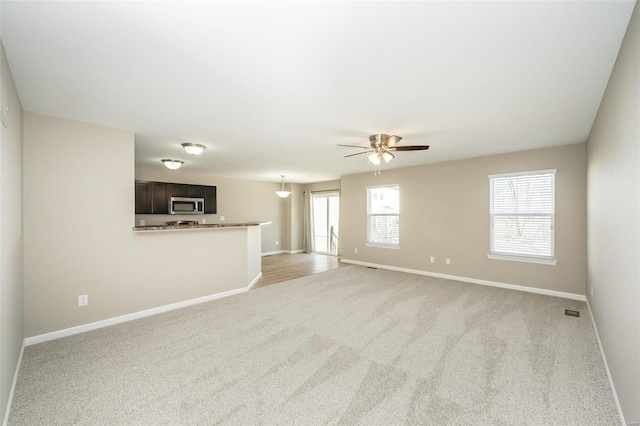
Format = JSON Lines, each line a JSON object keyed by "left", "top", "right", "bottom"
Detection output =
{"left": 9, "top": 266, "right": 618, "bottom": 425}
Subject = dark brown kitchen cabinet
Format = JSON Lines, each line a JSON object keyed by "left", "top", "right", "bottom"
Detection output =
{"left": 151, "top": 182, "right": 170, "bottom": 214}
{"left": 170, "top": 184, "right": 188, "bottom": 197}
{"left": 203, "top": 186, "right": 217, "bottom": 214}
{"left": 135, "top": 180, "right": 217, "bottom": 214}
{"left": 187, "top": 185, "right": 204, "bottom": 198}
{"left": 168, "top": 184, "right": 204, "bottom": 198}
{"left": 135, "top": 181, "right": 152, "bottom": 214}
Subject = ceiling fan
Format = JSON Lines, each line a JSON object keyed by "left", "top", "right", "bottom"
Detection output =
{"left": 338, "top": 134, "right": 430, "bottom": 165}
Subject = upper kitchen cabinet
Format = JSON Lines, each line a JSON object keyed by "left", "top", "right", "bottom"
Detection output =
{"left": 170, "top": 184, "right": 188, "bottom": 197}
{"left": 203, "top": 186, "right": 217, "bottom": 214}
{"left": 135, "top": 180, "right": 217, "bottom": 214}
{"left": 151, "top": 182, "right": 170, "bottom": 214}
{"left": 135, "top": 181, "right": 152, "bottom": 214}
{"left": 187, "top": 185, "right": 204, "bottom": 198}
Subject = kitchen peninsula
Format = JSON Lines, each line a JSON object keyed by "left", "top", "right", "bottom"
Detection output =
{"left": 132, "top": 221, "right": 270, "bottom": 303}
{"left": 131, "top": 178, "right": 274, "bottom": 312}
{"left": 132, "top": 221, "right": 269, "bottom": 232}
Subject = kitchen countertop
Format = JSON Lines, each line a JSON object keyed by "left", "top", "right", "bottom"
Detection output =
{"left": 132, "top": 221, "right": 271, "bottom": 232}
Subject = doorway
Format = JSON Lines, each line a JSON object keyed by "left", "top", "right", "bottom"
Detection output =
{"left": 311, "top": 191, "right": 340, "bottom": 255}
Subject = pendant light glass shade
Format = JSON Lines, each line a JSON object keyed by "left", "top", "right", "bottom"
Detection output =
{"left": 182, "top": 143, "right": 206, "bottom": 155}
{"left": 276, "top": 175, "right": 291, "bottom": 198}
{"left": 382, "top": 152, "right": 394, "bottom": 163}
{"left": 161, "top": 159, "right": 184, "bottom": 170}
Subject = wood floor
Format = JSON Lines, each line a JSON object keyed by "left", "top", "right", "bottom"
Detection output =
{"left": 254, "top": 252, "right": 348, "bottom": 289}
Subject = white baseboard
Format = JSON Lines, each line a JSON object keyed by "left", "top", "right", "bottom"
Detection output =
{"left": 247, "top": 272, "right": 262, "bottom": 290}
{"left": 285, "top": 249, "right": 304, "bottom": 254}
{"left": 586, "top": 299, "right": 626, "bottom": 425}
{"left": 340, "top": 258, "right": 586, "bottom": 301}
{"left": 25, "top": 284, "right": 254, "bottom": 347}
{"left": 2, "top": 340, "right": 25, "bottom": 426}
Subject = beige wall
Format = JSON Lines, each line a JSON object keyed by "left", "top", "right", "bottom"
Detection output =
{"left": 135, "top": 168, "right": 283, "bottom": 254}
{"left": 340, "top": 144, "right": 587, "bottom": 296}
{"left": 290, "top": 183, "right": 304, "bottom": 251}
{"left": 23, "top": 113, "right": 259, "bottom": 337}
{"left": 281, "top": 183, "right": 302, "bottom": 252}
{"left": 304, "top": 180, "right": 340, "bottom": 193}
{"left": 586, "top": 2, "right": 639, "bottom": 423}
{"left": 0, "top": 41, "right": 24, "bottom": 424}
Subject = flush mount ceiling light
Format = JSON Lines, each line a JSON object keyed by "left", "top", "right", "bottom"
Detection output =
{"left": 275, "top": 175, "right": 291, "bottom": 199}
{"left": 161, "top": 159, "right": 184, "bottom": 170}
{"left": 182, "top": 143, "right": 206, "bottom": 155}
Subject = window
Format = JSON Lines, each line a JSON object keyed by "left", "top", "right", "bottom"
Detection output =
{"left": 489, "top": 169, "right": 556, "bottom": 264}
{"left": 367, "top": 185, "right": 399, "bottom": 247}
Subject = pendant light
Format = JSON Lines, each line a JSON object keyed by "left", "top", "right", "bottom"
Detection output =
{"left": 275, "top": 175, "right": 291, "bottom": 198}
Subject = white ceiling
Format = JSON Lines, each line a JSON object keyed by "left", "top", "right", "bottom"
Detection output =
{"left": 1, "top": 1, "right": 635, "bottom": 183}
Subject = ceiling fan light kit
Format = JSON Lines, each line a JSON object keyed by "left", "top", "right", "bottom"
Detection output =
{"left": 339, "top": 133, "right": 430, "bottom": 171}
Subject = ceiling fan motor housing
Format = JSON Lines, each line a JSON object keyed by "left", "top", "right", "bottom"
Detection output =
{"left": 369, "top": 134, "right": 402, "bottom": 149}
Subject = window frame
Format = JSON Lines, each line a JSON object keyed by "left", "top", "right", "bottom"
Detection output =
{"left": 488, "top": 169, "right": 557, "bottom": 265}
{"left": 366, "top": 184, "right": 400, "bottom": 249}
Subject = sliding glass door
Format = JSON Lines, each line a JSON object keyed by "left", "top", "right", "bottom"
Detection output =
{"left": 311, "top": 191, "right": 340, "bottom": 255}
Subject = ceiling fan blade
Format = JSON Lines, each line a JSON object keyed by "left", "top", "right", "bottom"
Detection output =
{"left": 387, "top": 135, "right": 403, "bottom": 147}
{"left": 337, "top": 144, "right": 369, "bottom": 149}
{"left": 343, "top": 151, "right": 372, "bottom": 158}
{"left": 393, "top": 145, "right": 430, "bottom": 151}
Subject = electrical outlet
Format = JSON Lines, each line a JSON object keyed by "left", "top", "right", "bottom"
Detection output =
{"left": 202, "top": 218, "right": 206, "bottom": 224}
{"left": 276, "top": 241, "right": 279, "bottom": 246}
{"left": 354, "top": 248, "right": 358, "bottom": 254}
{"left": 446, "top": 258, "right": 451, "bottom": 265}
{"left": 78, "top": 294, "right": 88, "bottom": 307}
{"left": 220, "top": 215, "right": 225, "bottom": 221}
{"left": 140, "top": 219, "right": 145, "bottom": 226}
{"left": 430, "top": 256, "right": 435, "bottom": 263}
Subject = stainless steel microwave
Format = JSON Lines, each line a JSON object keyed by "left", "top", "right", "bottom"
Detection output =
{"left": 170, "top": 197, "right": 205, "bottom": 215}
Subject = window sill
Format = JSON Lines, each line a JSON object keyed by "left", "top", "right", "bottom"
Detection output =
{"left": 366, "top": 243, "right": 400, "bottom": 250}
{"left": 487, "top": 254, "right": 557, "bottom": 265}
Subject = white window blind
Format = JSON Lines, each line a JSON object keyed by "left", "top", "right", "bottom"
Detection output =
{"left": 490, "top": 170, "right": 555, "bottom": 260}
{"left": 367, "top": 185, "right": 399, "bottom": 246}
